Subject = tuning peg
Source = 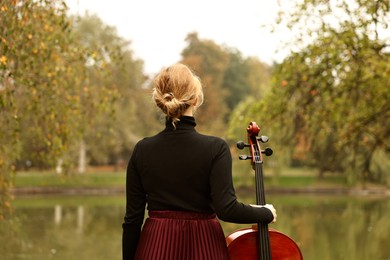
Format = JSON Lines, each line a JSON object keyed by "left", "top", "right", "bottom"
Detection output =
{"left": 236, "top": 141, "right": 250, "bottom": 150}
{"left": 239, "top": 155, "right": 252, "bottom": 160}
{"left": 261, "top": 147, "right": 273, "bottom": 156}
{"left": 257, "top": 135, "right": 269, "bottom": 143}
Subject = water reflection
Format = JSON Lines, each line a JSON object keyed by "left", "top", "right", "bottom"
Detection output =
{"left": 54, "top": 205, "right": 61, "bottom": 225}
{"left": 1, "top": 196, "right": 124, "bottom": 260}
{"left": 53, "top": 205, "right": 85, "bottom": 232}
{"left": 1, "top": 194, "right": 389, "bottom": 260}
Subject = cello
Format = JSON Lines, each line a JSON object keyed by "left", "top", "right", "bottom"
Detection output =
{"left": 226, "top": 122, "right": 303, "bottom": 260}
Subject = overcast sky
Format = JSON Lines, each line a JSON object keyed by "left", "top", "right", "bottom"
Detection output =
{"left": 65, "top": 0, "right": 294, "bottom": 75}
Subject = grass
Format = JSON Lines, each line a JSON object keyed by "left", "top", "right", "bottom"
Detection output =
{"left": 13, "top": 167, "right": 126, "bottom": 188}
{"left": 267, "top": 174, "right": 348, "bottom": 188}
{"left": 231, "top": 161, "right": 350, "bottom": 189}
{"left": 12, "top": 165, "right": 352, "bottom": 191}
{"left": 11, "top": 194, "right": 125, "bottom": 208}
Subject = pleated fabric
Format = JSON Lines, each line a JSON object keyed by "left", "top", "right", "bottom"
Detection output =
{"left": 134, "top": 211, "right": 229, "bottom": 260}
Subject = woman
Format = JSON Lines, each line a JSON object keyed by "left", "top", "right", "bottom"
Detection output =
{"left": 122, "top": 63, "right": 277, "bottom": 260}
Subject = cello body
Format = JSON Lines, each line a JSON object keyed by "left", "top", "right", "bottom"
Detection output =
{"left": 226, "top": 226, "right": 303, "bottom": 260}
{"left": 226, "top": 122, "right": 303, "bottom": 259}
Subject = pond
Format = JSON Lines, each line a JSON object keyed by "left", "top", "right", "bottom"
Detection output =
{"left": 1, "top": 193, "right": 389, "bottom": 260}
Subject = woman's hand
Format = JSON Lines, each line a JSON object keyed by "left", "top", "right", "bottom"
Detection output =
{"left": 250, "top": 204, "right": 277, "bottom": 223}
{"left": 263, "top": 204, "right": 277, "bottom": 223}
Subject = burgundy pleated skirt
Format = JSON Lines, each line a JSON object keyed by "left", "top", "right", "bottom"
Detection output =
{"left": 134, "top": 210, "right": 229, "bottom": 260}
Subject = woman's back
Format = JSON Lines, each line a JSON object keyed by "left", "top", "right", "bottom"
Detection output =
{"left": 132, "top": 116, "right": 229, "bottom": 214}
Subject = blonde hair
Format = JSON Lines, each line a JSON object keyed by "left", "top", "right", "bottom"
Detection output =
{"left": 152, "top": 63, "right": 204, "bottom": 125}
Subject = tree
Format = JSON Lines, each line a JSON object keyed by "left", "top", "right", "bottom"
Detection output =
{"left": 222, "top": 48, "right": 251, "bottom": 112}
{"left": 69, "top": 13, "right": 158, "bottom": 169}
{"left": 180, "top": 33, "right": 229, "bottom": 135}
{"left": 0, "top": 0, "right": 88, "bottom": 218}
{"left": 226, "top": 58, "right": 272, "bottom": 143}
{"left": 245, "top": 57, "right": 272, "bottom": 100}
{"left": 181, "top": 33, "right": 272, "bottom": 137}
{"left": 0, "top": 1, "right": 138, "bottom": 218}
{"left": 256, "top": 0, "right": 390, "bottom": 183}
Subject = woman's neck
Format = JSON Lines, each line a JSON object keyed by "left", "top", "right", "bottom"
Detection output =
{"left": 182, "top": 106, "right": 195, "bottom": 117}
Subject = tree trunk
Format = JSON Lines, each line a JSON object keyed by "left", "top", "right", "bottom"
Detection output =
{"left": 56, "top": 158, "right": 63, "bottom": 174}
{"left": 78, "top": 140, "right": 86, "bottom": 174}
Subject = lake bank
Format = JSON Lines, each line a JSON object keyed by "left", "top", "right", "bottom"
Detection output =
{"left": 11, "top": 185, "right": 390, "bottom": 196}
{"left": 12, "top": 167, "right": 390, "bottom": 197}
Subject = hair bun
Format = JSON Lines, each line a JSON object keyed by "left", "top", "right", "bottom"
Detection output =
{"left": 152, "top": 63, "right": 204, "bottom": 126}
{"left": 163, "top": 92, "right": 175, "bottom": 102}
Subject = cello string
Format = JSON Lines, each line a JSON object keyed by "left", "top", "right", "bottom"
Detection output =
{"left": 255, "top": 150, "right": 271, "bottom": 259}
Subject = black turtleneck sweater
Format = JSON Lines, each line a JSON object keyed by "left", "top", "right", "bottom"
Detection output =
{"left": 122, "top": 116, "right": 273, "bottom": 259}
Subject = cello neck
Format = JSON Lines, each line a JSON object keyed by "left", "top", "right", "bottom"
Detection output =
{"left": 247, "top": 123, "right": 272, "bottom": 260}
{"left": 254, "top": 155, "right": 266, "bottom": 206}
{"left": 255, "top": 162, "right": 271, "bottom": 260}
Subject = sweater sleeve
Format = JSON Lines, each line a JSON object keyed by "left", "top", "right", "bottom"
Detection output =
{"left": 209, "top": 139, "right": 274, "bottom": 224}
{"left": 122, "top": 143, "right": 147, "bottom": 260}
{"left": 122, "top": 223, "right": 141, "bottom": 260}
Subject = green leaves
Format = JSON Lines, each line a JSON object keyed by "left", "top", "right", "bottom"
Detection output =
{"left": 0, "top": 1, "right": 146, "bottom": 217}
{"left": 261, "top": 0, "right": 390, "bottom": 182}
{"left": 181, "top": 33, "right": 272, "bottom": 136}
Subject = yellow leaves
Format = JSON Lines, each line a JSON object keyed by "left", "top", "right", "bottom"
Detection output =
{"left": 1, "top": 6, "right": 8, "bottom": 12}
{"left": 44, "top": 24, "right": 53, "bottom": 32}
{"left": 0, "top": 56, "right": 7, "bottom": 65}
{"left": 27, "top": 34, "right": 33, "bottom": 40}
{"left": 65, "top": 93, "right": 72, "bottom": 101}
{"left": 3, "top": 200, "right": 11, "bottom": 210}
{"left": 100, "top": 62, "right": 107, "bottom": 69}
{"left": 55, "top": 122, "right": 62, "bottom": 134}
